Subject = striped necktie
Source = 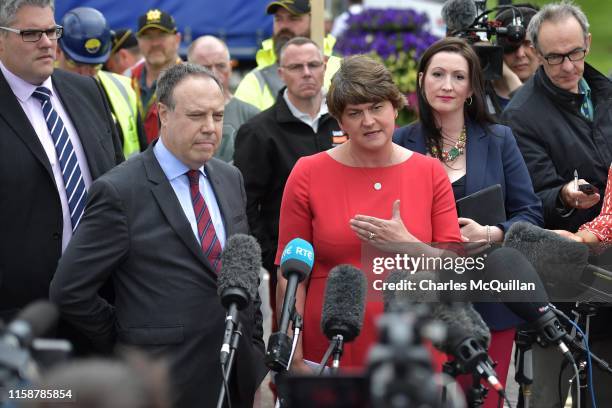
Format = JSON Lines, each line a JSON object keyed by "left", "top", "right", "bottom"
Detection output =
{"left": 32, "top": 86, "right": 87, "bottom": 231}
{"left": 187, "top": 170, "right": 222, "bottom": 272}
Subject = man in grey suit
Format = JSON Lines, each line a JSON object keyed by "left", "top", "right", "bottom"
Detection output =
{"left": 0, "top": 0, "right": 123, "bottom": 341}
{"left": 50, "top": 63, "right": 267, "bottom": 408}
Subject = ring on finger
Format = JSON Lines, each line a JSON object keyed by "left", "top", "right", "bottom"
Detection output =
{"left": 368, "top": 232, "right": 376, "bottom": 240}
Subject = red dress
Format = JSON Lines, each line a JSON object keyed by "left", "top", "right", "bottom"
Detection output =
{"left": 579, "top": 165, "right": 612, "bottom": 241}
{"left": 275, "top": 151, "right": 462, "bottom": 368}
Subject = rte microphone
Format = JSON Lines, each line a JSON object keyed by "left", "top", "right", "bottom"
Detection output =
{"left": 265, "top": 238, "right": 314, "bottom": 371}
{"left": 485, "top": 247, "right": 575, "bottom": 364}
{"left": 442, "top": 0, "right": 478, "bottom": 34}
{"left": 217, "top": 234, "right": 262, "bottom": 366}
{"left": 3, "top": 301, "right": 59, "bottom": 349}
{"left": 320, "top": 265, "right": 367, "bottom": 370}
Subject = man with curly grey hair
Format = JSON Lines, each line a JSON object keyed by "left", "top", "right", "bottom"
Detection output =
{"left": 502, "top": 2, "right": 612, "bottom": 406}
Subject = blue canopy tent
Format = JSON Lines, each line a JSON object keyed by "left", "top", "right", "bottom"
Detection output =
{"left": 54, "top": 0, "right": 273, "bottom": 60}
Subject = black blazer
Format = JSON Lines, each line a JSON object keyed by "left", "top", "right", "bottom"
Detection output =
{"left": 0, "top": 68, "right": 123, "bottom": 320}
{"left": 50, "top": 145, "right": 267, "bottom": 408}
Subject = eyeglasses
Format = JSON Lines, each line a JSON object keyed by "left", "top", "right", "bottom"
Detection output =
{"left": 541, "top": 48, "right": 587, "bottom": 65}
{"left": 65, "top": 58, "right": 103, "bottom": 73}
{"left": 0, "top": 25, "right": 63, "bottom": 42}
{"left": 281, "top": 61, "right": 324, "bottom": 73}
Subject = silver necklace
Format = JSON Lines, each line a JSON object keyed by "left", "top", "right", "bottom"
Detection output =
{"left": 347, "top": 144, "right": 391, "bottom": 191}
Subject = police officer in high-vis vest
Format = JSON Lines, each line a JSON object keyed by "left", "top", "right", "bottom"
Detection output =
{"left": 56, "top": 7, "right": 144, "bottom": 158}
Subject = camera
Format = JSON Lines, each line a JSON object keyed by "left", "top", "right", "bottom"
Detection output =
{"left": 444, "top": 0, "right": 531, "bottom": 80}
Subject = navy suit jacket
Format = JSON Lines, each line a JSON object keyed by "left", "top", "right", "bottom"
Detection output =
{"left": 394, "top": 120, "right": 544, "bottom": 330}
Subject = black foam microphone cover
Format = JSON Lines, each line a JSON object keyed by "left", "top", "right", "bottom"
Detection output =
{"left": 217, "top": 234, "right": 262, "bottom": 310}
{"left": 321, "top": 265, "right": 367, "bottom": 342}
{"left": 431, "top": 302, "right": 491, "bottom": 353}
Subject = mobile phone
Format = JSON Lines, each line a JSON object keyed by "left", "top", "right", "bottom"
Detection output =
{"left": 578, "top": 183, "right": 599, "bottom": 195}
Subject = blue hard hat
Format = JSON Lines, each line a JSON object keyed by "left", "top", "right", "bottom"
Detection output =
{"left": 59, "top": 7, "right": 111, "bottom": 64}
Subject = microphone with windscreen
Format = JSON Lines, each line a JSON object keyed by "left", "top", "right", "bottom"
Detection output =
{"left": 485, "top": 247, "right": 574, "bottom": 363}
{"left": 0, "top": 301, "right": 60, "bottom": 385}
{"left": 217, "top": 234, "right": 261, "bottom": 366}
{"left": 383, "top": 269, "right": 440, "bottom": 313}
{"left": 3, "top": 301, "right": 59, "bottom": 349}
{"left": 504, "top": 222, "right": 612, "bottom": 301}
{"left": 265, "top": 238, "right": 314, "bottom": 371}
{"left": 442, "top": 0, "right": 478, "bottom": 34}
{"left": 319, "top": 265, "right": 367, "bottom": 372}
{"left": 430, "top": 302, "right": 505, "bottom": 397}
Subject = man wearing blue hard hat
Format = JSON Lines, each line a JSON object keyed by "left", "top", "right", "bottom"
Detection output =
{"left": 57, "top": 7, "right": 144, "bottom": 158}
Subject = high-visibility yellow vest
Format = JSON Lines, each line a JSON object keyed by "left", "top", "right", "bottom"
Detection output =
{"left": 97, "top": 70, "right": 141, "bottom": 158}
{"left": 234, "top": 35, "right": 341, "bottom": 111}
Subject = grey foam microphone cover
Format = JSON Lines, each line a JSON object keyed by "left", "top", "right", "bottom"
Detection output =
{"left": 321, "top": 265, "right": 367, "bottom": 342}
{"left": 383, "top": 269, "right": 440, "bottom": 312}
{"left": 442, "top": 0, "right": 478, "bottom": 33}
{"left": 217, "top": 234, "right": 262, "bottom": 303}
{"left": 504, "top": 222, "right": 589, "bottom": 284}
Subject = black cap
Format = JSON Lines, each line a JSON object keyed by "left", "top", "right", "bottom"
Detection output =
{"left": 266, "top": 0, "right": 310, "bottom": 15}
{"left": 137, "top": 9, "right": 177, "bottom": 36}
{"left": 111, "top": 28, "right": 138, "bottom": 54}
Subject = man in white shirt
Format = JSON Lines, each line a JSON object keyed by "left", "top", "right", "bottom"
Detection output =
{"left": 0, "top": 0, "right": 123, "bottom": 350}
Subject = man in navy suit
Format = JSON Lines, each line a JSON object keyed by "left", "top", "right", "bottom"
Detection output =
{"left": 0, "top": 0, "right": 123, "bottom": 332}
{"left": 50, "top": 63, "right": 267, "bottom": 408}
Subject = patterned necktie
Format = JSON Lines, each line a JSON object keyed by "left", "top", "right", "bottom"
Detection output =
{"left": 32, "top": 86, "right": 87, "bottom": 231}
{"left": 187, "top": 170, "right": 222, "bottom": 272}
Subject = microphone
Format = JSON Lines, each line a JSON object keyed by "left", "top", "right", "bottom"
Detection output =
{"left": 484, "top": 247, "right": 574, "bottom": 363}
{"left": 320, "top": 265, "right": 366, "bottom": 369}
{"left": 383, "top": 269, "right": 440, "bottom": 313}
{"left": 217, "top": 234, "right": 262, "bottom": 365}
{"left": 504, "top": 222, "right": 590, "bottom": 284}
{"left": 265, "top": 238, "right": 314, "bottom": 371}
{"left": 442, "top": 0, "right": 478, "bottom": 34}
{"left": 431, "top": 302, "right": 503, "bottom": 395}
{"left": 3, "top": 301, "right": 59, "bottom": 349}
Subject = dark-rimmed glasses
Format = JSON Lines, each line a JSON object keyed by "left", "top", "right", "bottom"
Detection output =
{"left": 0, "top": 25, "right": 63, "bottom": 42}
{"left": 541, "top": 48, "right": 587, "bottom": 65}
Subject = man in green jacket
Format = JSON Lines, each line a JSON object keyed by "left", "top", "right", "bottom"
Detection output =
{"left": 234, "top": 0, "right": 341, "bottom": 111}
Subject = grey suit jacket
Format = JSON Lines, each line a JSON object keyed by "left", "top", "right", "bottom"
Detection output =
{"left": 0, "top": 68, "right": 123, "bottom": 320}
{"left": 50, "top": 144, "right": 267, "bottom": 408}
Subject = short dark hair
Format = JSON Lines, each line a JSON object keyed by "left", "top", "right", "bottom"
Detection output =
{"left": 327, "top": 54, "right": 406, "bottom": 121}
{"left": 416, "top": 37, "right": 494, "bottom": 160}
{"left": 157, "top": 63, "right": 223, "bottom": 109}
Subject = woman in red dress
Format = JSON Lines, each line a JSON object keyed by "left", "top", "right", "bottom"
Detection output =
{"left": 275, "top": 55, "right": 461, "bottom": 373}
